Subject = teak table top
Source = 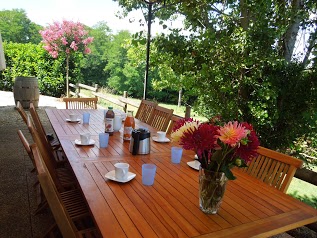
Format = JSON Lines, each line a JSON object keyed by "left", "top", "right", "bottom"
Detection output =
{"left": 46, "top": 108, "right": 317, "bottom": 237}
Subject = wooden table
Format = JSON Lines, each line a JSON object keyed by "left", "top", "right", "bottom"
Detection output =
{"left": 46, "top": 109, "right": 317, "bottom": 238}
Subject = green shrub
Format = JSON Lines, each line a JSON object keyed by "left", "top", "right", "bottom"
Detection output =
{"left": 1, "top": 42, "right": 70, "bottom": 97}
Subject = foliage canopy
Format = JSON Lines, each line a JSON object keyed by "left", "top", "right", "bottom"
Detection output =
{"left": 116, "top": 0, "right": 317, "bottom": 150}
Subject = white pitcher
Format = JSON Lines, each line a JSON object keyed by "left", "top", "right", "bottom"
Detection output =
{"left": 113, "top": 115, "right": 123, "bottom": 131}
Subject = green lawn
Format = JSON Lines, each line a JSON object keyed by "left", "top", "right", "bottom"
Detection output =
{"left": 287, "top": 166, "right": 317, "bottom": 209}
{"left": 86, "top": 89, "right": 207, "bottom": 121}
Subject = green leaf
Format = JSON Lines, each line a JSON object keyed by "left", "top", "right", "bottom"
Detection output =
{"left": 212, "top": 150, "right": 223, "bottom": 164}
{"left": 223, "top": 166, "right": 236, "bottom": 180}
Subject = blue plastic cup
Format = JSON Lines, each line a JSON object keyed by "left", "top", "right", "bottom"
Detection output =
{"left": 171, "top": 147, "right": 183, "bottom": 164}
{"left": 99, "top": 133, "right": 109, "bottom": 148}
{"left": 142, "top": 164, "right": 157, "bottom": 186}
{"left": 83, "top": 112, "right": 90, "bottom": 124}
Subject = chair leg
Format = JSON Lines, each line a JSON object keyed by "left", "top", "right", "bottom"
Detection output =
{"left": 34, "top": 183, "right": 49, "bottom": 214}
{"left": 34, "top": 200, "right": 48, "bottom": 215}
{"left": 42, "top": 223, "right": 63, "bottom": 238}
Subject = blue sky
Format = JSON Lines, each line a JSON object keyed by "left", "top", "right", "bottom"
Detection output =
{"left": 1, "top": 0, "right": 147, "bottom": 33}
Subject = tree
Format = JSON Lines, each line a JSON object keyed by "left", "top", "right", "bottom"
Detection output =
{"left": 0, "top": 9, "right": 42, "bottom": 44}
{"left": 81, "top": 22, "right": 112, "bottom": 86}
{"left": 116, "top": 0, "right": 317, "bottom": 150}
{"left": 40, "top": 20, "right": 94, "bottom": 97}
{"left": 105, "top": 30, "right": 132, "bottom": 93}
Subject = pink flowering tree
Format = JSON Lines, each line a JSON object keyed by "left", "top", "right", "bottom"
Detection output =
{"left": 40, "top": 20, "right": 93, "bottom": 97}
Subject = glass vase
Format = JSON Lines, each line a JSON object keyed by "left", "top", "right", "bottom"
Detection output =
{"left": 199, "top": 166, "right": 228, "bottom": 214}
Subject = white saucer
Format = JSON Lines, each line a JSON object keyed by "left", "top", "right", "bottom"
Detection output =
{"left": 105, "top": 170, "right": 136, "bottom": 183}
{"left": 152, "top": 136, "right": 170, "bottom": 143}
{"left": 74, "top": 139, "right": 95, "bottom": 146}
{"left": 187, "top": 160, "right": 200, "bottom": 170}
{"left": 66, "top": 118, "right": 81, "bottom": 122}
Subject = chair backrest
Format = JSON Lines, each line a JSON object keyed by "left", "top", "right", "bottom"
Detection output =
{"left": 29, "top": 103, "right": 60, "bottom": 165}
{"left": 63, "top": 97, "right": 98, "bottom": 109}
{"left": 166, "top": 115, "right": 184, "bottom": 134}
{"left": 241, "top": 146, "right": 303, "bottom": 193}
{"left": 135, "top": 99, "right": 158, "bottom": 124}
{"left": 31, "top": 144, "right": 77, "bottom": 238}
{"left": 17, "top": 130, "right": 35, "bottom": 167}
{"left": 27, "top": 116, "right": 65, "bottom": 192}
{"left": 148, "top": 105, "right": 174, "bottom": 132}
{"left": 29, "top": 103, "right": 50, "bottom": 144}
{"left": 16, "top": 101, "right": 28, "bottom": 124}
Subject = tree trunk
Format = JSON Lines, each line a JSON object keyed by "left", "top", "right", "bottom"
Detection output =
{"left": 282, "top": 0, "right": 303, "bottom": 62}
{"left": 178, "top": 88, "right": 182, "bottom": 108}
{"left": 66, "top": 54, "right": 69, "bottom": 97}
{"left": 302, "top": 31, "right": 317, "bottom": 67}
{"left": 240, "top": 0, "right": 249, "bottom": 31}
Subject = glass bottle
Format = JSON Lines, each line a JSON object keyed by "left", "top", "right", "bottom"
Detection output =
{"left": 123, "top": 111, "right": 135, "bottom": 141}
{"left": 105, "top": 106, "right": 115, "bottom": 135}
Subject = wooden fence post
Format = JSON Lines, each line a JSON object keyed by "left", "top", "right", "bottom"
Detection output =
{"left": 76, "top": 83, "right": 80, "bottom": 98}
{"left": 123, "top": 91, "right": 128, "bottom": 113}
{"left": 94, "top": 84, "right": 98, "bottom": 92}
{"left": 185, "top": 106, "right": 191, "bottom": 119}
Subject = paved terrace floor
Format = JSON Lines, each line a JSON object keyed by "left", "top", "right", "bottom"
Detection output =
{"left": 0, "top": 91, "right": 315, "bottom": 238}
{"left": 0, "top": 91, "right": 64, "bottom": 238}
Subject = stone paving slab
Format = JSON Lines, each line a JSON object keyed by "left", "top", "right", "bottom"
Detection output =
{"left": 0, "top": 90, "right": 65, "bottom": 108}
{"left": 0, "top": 105, "right": 55, "bottom": 238}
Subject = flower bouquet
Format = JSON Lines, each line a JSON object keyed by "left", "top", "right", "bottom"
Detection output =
{"left": 171, "top": 117, "right": 260, "bottom": 214}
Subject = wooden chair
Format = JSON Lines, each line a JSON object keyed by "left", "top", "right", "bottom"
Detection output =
{"left": 17, "top": 129, "right": 48, "bottom": 214}
{"left": 240, "top": 146, "right": 303, "bottom": 193}
{"left": 27, "top": 116, "right": 76, "bottom": 192}
{"left": 29, "top": 103, "right": 66, "bottom": 166}
{"left": 16, "top": 101, "right": 28, "bottom": 124}
{"left": 31, "top": 144, "right": 100, "bottom": 238}
{"left": 27, "top": 102, "right": 61, "bottom": 150}
{"left": 148, "top": 105, "right": 174, "bottom": 132}
{"left": 166, "top": 115, "right": 184, "bottom": 134}
{"left": 17, "top": 129, "right": 35, "bottom": 170}
{"left": 63, "top": 97, "right": 98, "bottom": 109}
{"left": 135, "top": 99, "right": 158, "bottom": 124}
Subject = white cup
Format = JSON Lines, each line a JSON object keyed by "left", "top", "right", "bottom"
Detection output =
{"left": 194, "top": 160, "right": 201, "bottom": 168}
{"left": 114, "top": 163, "right": 129, "bottom": 180}
{"left": 69, "top": 113, "right": 77, "bottom": 121}
{"left": 80, "top": 133, "right": 91, "bottom": 145}
{"left": 157, "top": 131, "right": 166, "bottom": 141}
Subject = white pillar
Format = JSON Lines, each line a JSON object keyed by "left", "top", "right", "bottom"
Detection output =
{"left": 0, "top": 33, "right": 6, "bottom": 71}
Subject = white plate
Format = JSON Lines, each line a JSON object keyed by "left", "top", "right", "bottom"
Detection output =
{"left": 187, "top": 160, "right": 200, "bottom": 170}
{"left": 152, "top": 136, "right": 170, "bottom": 143}
{"left": 105, "top": 170, "right": 136, "bottom": 183}
{"left": 74, "top": 139, "right": 95, "bottom": 146}
{"left": 66, "top": 118, "right": 81, "bottom": 122}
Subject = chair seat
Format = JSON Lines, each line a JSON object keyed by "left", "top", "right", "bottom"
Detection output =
{"left": 57, "top": 167, "right": 78, "bottom": 190}
{"left": 60, "top": 189, "right": 90, "bottom": 219}
{"left": 44, "top": 224, "right": 100, "bottom": 238}
{"left": 31, "top": 144, "right": 101, "bottom": 238}
{"left": 47, "top": 134, "right": 61, "bottom": 149}
{"left": 54, "top": 149, "right": 68, "bottom": 165}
